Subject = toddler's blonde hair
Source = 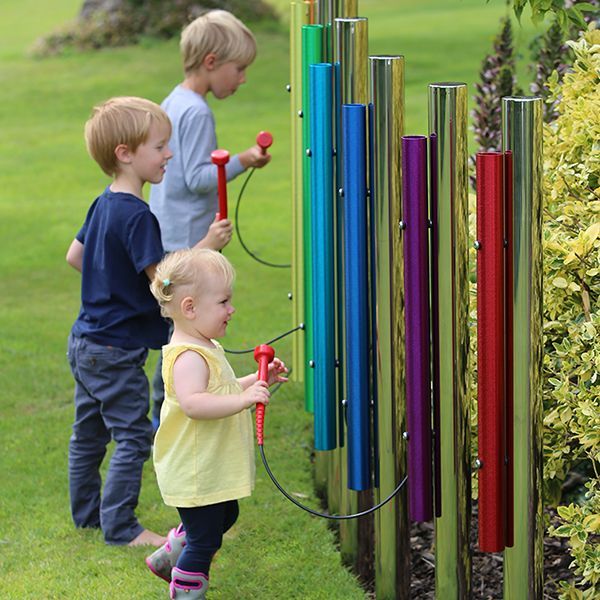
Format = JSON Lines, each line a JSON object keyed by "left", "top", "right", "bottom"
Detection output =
{"left": 84, "top": 96, "right": 171, "bottom": 176}
{"left": 181, "top": 10, "right": 257, "bottom": 74}
{"left": 151, "top": 248, "right": 236, "bottom": 319}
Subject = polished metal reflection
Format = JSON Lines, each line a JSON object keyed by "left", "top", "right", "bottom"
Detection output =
{"left": 502, "top": 96, "right": 544, "bottom": 600}
{"left": 334, "top": 16, "right": 368, "bottom": 569}
{"left": 428, "top": 82, "right": 471, "bottom": 600}
{"left": 335, "top": 18, "right": 368, "bottom": 105}
{"left": 370, "top": 55, "right": 409, "bottom": 600}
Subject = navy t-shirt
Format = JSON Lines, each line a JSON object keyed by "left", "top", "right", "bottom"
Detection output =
{"left": 71, "top": 188, "right": 169, "bottom": 349}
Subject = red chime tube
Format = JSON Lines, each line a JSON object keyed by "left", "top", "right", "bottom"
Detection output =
{"left": 504, "top": 150, "right": 514, "bottom": 548}
{"left": 476, "top": 152, "right": 507, "bottom": 552}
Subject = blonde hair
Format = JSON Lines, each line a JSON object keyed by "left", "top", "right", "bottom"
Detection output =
{"left": 181, "top": 10, "right": 257, "bottom": 74}
{"left": 150, "top": 248, "right": 236, "bottom": 319}
{"left": 84, "top": 96, "right": 171, "bottom": 176}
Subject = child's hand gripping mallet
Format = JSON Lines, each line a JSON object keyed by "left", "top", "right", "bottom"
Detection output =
{"left": 256, "top": 131, "right": 273, "bottom": 155}
{"left": 253, "top": 344, "right": 275, "bottom": 446}
{"left": 210, "top": 149, "right": 230, "bottom": 220}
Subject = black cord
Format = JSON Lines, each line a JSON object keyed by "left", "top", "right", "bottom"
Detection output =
{"left": 235, "top": 168, "right": 291, "bottom": 269}
{"left": 223, "top": 323, "right": 304, "bottom": 355}
{"left": 259, "top": 444, "right": 408, "bottom": 520}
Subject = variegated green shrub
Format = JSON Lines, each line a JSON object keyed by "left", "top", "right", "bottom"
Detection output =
{"left": 541, "top": 25, "right": 600, "bottom": 597}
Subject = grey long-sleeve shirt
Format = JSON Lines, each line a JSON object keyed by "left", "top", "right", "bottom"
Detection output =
{"left": 149, "top": 85, "right": 245, "bottom": 252}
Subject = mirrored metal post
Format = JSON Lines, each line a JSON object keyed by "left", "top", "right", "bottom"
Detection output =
{"left": 370, "top": 55, "right": 409, "bottom": 600}
{"left": 428, "top": 82, "right": 471, "bottom": 600}
{"left": 335, "top": 15, "right": 369, "bottom": 569}
{"left": 502, "top": 96, "right": 544, "bottom": 600}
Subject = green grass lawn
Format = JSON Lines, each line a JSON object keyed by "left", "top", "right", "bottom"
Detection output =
{"left": 0, "top": 1, "right": 540, "bottom": 598}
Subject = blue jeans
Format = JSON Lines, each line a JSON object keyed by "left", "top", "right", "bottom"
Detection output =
{"left": 67, "top": 334, "right": 153, "bottom": 545}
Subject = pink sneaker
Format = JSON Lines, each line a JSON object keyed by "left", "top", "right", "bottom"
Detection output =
{"left": 145, "top": 523, "right": 187, "bottom": 582}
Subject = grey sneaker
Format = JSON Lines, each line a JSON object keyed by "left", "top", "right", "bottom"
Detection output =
{"left": 145, "top": 523, "right": 186, "bottom": 582}
{"left": 169, "top": 567, "right": 208, "bottom": 599}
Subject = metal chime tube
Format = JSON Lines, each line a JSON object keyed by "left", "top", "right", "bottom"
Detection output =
{"left": 476, "top": 152, "right": 508, "bottom": 553}
{"left": 342, "top": 103, "right": 370, "bottom": 491}
{"left": 370, "top": 55, "right": 409, "bottom": 600}
{"left": 318, "top": 0, "right": 359, "bottom": 60}
{"left": 428, "top": 82, "right": 471, "bottom": 600}
{"left": 309, "top": 63, "right": 337, "bottom": 451}
{"left": 502, "top": 96, "right": 544, "bottom": 600}
{"left": 401, "top": 135, "right": 433, "bottom": 523}
{"left": 290, "top": 2, "right": 312, "bottom": 385}
{"left": 301, "top": 24, "right": 324, "bottom": 413}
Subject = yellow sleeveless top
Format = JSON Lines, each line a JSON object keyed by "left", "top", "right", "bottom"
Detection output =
{"left": 153, "top": 341, "right": 255, "bottom": 507}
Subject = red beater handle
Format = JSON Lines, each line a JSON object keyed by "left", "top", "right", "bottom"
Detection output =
{"left": 253, "top": 344, "right": 275, "bottom": 446}
{"left": 256, "top": 131, "right": 273, "bottom": 155}
{"left": 211, "top": 149, "right": 230, "bottom": 220}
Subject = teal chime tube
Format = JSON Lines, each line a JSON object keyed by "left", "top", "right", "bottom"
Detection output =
{"left": 309, "top": 63, "right": 337, "bottom": 451}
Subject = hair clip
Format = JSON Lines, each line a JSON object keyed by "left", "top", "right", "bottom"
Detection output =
{"left": 163, "top": 278, "right": 171, "bottom": 287}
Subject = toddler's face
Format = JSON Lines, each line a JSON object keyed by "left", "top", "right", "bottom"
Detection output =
{"left": 210, "top": 61, "right": 247, "bottom": 99}
{"left": 191, "top": 274, "right": 235, "bottom": 342}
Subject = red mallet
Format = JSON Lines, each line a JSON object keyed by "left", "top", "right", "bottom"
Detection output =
{"left": 253, "top": 344, "right": 275, "bottom": 446}
{"left": 256, "top": 131, "right": 273, "bottom": 155}
{"left": 211, "top": 149, "right": 230, "bottom": 220}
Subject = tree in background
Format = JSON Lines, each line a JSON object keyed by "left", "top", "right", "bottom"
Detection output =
{"left": 33, "top": 0, "right": 277, "bottom": 56}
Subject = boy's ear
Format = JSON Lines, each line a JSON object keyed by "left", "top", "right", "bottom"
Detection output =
{"left": 180, "top": 296, "right": 196, "bottom": 319}
{"left": 203, "top": 52, "right": 218, "bottom": 71}
{"left": 114, "top": 143, "right": 132, "bottom": 164}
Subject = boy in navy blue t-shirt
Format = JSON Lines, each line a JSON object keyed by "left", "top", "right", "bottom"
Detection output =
{"left": 66, "top": 96, "right": 200, "bottom": 547}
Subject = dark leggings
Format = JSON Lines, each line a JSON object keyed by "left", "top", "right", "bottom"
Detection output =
{"left": 176, "top": 500, "right": 239, "bottom": 575}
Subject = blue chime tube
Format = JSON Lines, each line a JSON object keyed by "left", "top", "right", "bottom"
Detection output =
{"left": 342, "top": 103, "right": 370, "bottom": 491}
{"left": 309, "top": 63, "right": 337, "bottom": 450}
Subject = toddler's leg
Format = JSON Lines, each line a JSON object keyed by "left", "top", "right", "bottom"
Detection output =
{"left": 67, "top": 334, "right": 111, "bottom": 529}
{"left": 176, "top": 501, "right": 239, "bottom": 575}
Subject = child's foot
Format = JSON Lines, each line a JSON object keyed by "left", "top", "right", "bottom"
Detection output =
{"left": 128, "top": 529, "right": 167, "bottom": 547}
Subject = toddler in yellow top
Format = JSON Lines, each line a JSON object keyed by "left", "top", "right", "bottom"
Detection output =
{"left": 147, "top": 248, "right": 287, "bottom": 599}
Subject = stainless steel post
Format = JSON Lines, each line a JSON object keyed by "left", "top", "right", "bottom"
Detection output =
{"left": 370, "top": 55, "right": 409, "bottom": 600}
{"left": 502, "top": 96, "right": 544, "bottom": 600}
{"left": 428, "top": 82, "right": 471, "bottom": 600}
{"left": 334, "top": 14, "right": 368, "bottom": 571}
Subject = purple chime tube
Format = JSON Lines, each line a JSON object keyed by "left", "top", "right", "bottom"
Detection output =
{"left": 401, "top": 135, "right": 433, "bottom": 522}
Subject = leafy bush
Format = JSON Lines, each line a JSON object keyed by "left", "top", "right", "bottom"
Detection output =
{"left": 541, "top": 25, "right": 600, "bottom": 597}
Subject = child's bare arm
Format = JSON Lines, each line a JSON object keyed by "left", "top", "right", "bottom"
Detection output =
{"left": 66, "top": 239, "right": 84, "bottom": 272}
{"left": 173, "top": 350, "right": 270, "bottom": 420}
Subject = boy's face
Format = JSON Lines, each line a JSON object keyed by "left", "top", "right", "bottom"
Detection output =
{"left": 129, "top": 122, "right": 173, "bottom": 185}
{"left": 209, "top": 61, "right": 247, "bottom": 99}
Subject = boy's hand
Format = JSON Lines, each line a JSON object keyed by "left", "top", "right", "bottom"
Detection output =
{"left": 239, "top": 145, "right": 271, "bottom": 170}
{"left": 198, "top": 214, "right": 233, "bottom": 250}
{"left": 266, "top": 358, "right": 288, "bottom": 386}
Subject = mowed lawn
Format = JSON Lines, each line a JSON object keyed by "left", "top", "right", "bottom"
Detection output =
{"left": 0, "top": 1, "right": 539, "bottom": 598}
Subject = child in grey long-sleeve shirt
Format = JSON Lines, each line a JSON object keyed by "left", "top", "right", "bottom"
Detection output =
{"left": 148, "top": 10, "right": 271, "bottom": 435}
